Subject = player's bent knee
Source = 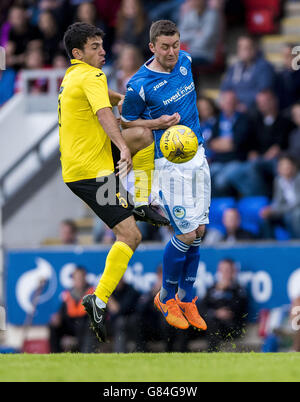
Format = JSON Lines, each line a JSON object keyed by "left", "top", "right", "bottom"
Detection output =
{"left": 113, "top": 216, "right": 142, "bottom": 250}
{"left": 117, "top": 226, "right": 141, "bottom": 251}
{"left": 122, "top": 127, "right": 153, "bottom": 155}
{"left": 141, "top": 127, "right": 153, "bottom": 148}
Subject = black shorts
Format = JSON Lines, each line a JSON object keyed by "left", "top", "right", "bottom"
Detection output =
{"left": 66, "top": 173, "right": 134, "bottom": 229}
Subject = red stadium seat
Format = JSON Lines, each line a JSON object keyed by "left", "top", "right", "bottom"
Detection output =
{"left": 22, "top": 339, "right": 50, "bottom": 354}
{"left": 246, "top": 9, "right": 278, "bottom": 34}
{"left": 244, "top": 0, "right": 280, "bottom": 16}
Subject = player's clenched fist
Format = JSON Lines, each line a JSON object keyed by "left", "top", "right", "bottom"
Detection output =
{"left": 156, "top": 113, "right": 181, "bottom": 129}
{"left": 117, "top": 147, "right": 132, "bottom": 177}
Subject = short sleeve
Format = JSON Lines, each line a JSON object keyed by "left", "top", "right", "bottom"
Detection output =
{"left": 121, "top": 85, "right": 146, "bottom": 122}
{"left": 183, "top": 51, "right": 192, "bottom": 64}
{"left": 82, "top": 70, "right": 112, "bottom": 114}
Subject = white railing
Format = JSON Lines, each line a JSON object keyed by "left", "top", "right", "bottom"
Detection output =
{"left": 21, "top": 68, "right": 66, "bottom": 113}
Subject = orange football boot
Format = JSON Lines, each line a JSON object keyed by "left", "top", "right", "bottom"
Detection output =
{"left": 154, "top": 292, "right": 189, "bottom": 330}
{"left": 175, "top": 295, "right": 207, "bottom": 330}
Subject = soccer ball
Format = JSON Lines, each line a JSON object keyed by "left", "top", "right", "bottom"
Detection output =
{"left": 160, "top": 125, "right": 198, "bottom": 163}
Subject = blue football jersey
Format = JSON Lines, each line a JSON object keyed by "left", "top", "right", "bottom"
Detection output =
{"left": 122, "top": 50, "right": 203, "bottom": 159}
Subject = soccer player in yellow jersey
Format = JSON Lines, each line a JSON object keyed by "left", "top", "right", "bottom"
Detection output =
{"left": 59, "top": 23, "right": 166, "bottom": 342}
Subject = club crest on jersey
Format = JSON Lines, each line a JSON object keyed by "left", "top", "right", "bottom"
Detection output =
{"left": 173, "top": 206, "right": 186, "bottom": 219}
{"left": 153, "top": 80, "right": 167, "bottom": 91}
{"left": 180, "top": 66, "right": 187, "bottom": 76}
{"left": 179, "top": 220, "right": 190, "bottom": 229}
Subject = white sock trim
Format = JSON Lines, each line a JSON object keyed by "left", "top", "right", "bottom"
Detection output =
{"left": 95, "top": 296, "right": 106, "bottom": 309}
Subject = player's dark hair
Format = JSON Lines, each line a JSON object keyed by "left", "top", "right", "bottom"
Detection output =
{"left": 63, "top": 22, "right": 104, "bottom": 59}
{"left": 150, "top": 20, "right": 179, "bottom": 44}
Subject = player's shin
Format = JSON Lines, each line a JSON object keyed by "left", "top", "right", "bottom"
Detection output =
{"left": 94, "top": 241, "right": 134, "bottom": 305}
{"left": 176, "top": 238, "right": 207, "bottom": 330}
{"left": 178, "top": 238, "right": 201, "bottom": 302}
{"left": 160, "top": 236, "right": 190, "bottom": 302}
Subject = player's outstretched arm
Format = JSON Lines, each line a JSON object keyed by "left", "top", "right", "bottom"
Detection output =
{"left": 108, "top": 89, "right": 124, "bottom": 107}
{"left": 121, "top": 113, "right": 181, "bottom": 130}
{"left": 97, "top": 107, "right": 132, "bottom": 176}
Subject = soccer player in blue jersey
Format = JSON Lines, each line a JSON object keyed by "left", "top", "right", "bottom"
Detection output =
{"left": 121, "top": 20, "right": 210, "bottom": 330}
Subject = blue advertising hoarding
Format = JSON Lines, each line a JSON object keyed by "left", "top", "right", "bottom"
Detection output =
{"left": 5, "top": 243, "right": 300, "bottom": 325}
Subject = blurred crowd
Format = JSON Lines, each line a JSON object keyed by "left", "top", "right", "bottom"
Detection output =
{"left": 1, "top": 0, "right": 300, "bottom": 242}
{"left": 0, "top": 0, "right": 229, "bottom": 102}
{"left": 49, "top": 259, "right": 250, "bottom": 353}
{"left": 49, "top": 261, "right": 300, "bottom": 353}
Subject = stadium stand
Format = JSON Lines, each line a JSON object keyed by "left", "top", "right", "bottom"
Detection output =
{"left": 207, "top": 197, "right": 236, "bottom": 232}
{"left": 237, "top": 196, "right": 269, "bottom": 235}
{"left": 244, "top": 0, "right": 282, "bottom": 35}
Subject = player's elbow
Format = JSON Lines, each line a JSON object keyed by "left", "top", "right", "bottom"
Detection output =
{"left": 96, "top": 107, "right": 113, "bottom": 125}
{"left": 121, "top": 119, "right": 131, "bottom": 129}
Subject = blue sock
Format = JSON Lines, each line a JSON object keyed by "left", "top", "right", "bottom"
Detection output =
{"left": 160, "top": 236, "right": 190, "bottom": 303}
{"left": 178, "top": 238, "right": 201, "bottom": 302}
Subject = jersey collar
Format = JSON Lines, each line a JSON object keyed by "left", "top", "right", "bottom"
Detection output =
{"left": 70, "top": 59, "right": 88, "bottom": 67}
{"left": 144, "top": 55, "right": 180, "bottom": 75}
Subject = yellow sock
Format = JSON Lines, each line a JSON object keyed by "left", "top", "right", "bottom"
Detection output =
{"left": 94, "top": 241, "right": 134, "bottom": 303}
{"left": 132, "top": 142, "right": 154, "bottom": 206}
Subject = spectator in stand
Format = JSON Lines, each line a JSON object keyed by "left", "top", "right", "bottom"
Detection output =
{"left": 93, "top": 219, "right": 115, "bottom": 244}
{"left": 106, "top": 277, "right": 141, "bottom": 353}
{"left": 39, "top": 0, "right": 65, "bottom": 13}
{"left": 142, "top": 0, "right": 185, "bottom": 24}
{"left": 59, "top": 219, "right": 78, "bottom": 244}
{"left": 15, "top": 47, "right": 47, "bottom": 93}
{"left": 93, "top": 215, "right": 162, "bottom": 244}
{"left": 275, "top": 44, "right": 300, "bottom": 112}
{"left": 197, "top": 95, "right": 219, "bottom": 160}
{"left": 142, "top": 0, "right": 184, "bottom": 24}
{"left": 0, "top": 0, "right": 13, "bottom": 29}
{"left": 199, "top": 258, "right": 248, "bottom": 352}
{"left": 114, "top": 0, "right": 151, "bottom": 60}
{"left": 204, "top": 208, "right": 255, "bottom": 245}
{"left": 52, "top": 51, "right": 69, "bottom": 69}
{"left": 93, "top": 0, "right": 120, "bottom": 57}
{"left": 207, "top": 90, "right": 252, "bottom": 197}
{"left": 221, "top": 35, "right": 276, "bottom": 111}
{"left": 178, "top": 0, "right": 223, "bottom": 66}
{"left": 6, "top": 5, "right": 43, "bottom": 70}
{"left": 49, "top": 266, "right": 97, "bottom": 352}
{"left": 0, "top": 0, "right": 13, "bottom": 47}
{"left": 260, "top": 154, "right": 300, "bottom": 239}
{"left": 38, "top": 0, "right": 71, "bottom": 32}
{"left": 37, "top": 10, "right": 62, "bottom": 65}
{"left": 260, "top": 297, "right": 300, "bottom": 353}
{"left": 247, "top": 90, "right": 295, "bottom": 197}
{"left": 288, "top": 102, "right": 300, "bottom": 163}
{"left": 76, "top": 2, "right": 106, "bottom": 31}
{"left": 109, "top": 44, "right": 143, "bottom": 94}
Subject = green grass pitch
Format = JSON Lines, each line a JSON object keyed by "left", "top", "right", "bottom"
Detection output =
{"left": 1, "top": 353, "right": 300, "bottom": 382}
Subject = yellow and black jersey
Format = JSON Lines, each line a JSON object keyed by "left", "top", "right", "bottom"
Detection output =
{"left": 58, "top": 59, "right": 114, "bottom": 182}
